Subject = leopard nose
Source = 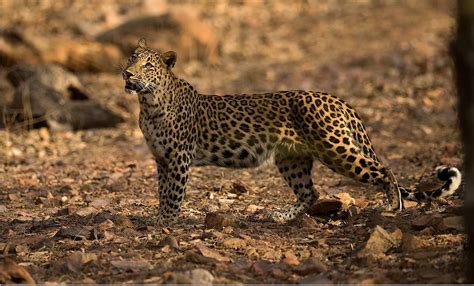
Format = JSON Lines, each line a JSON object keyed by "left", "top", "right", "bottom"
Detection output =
{"left": 123, "top": 70, "right": 133, "bottom": 80}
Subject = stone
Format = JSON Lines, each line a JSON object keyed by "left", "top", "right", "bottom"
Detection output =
{"left": 6, "top": 64, "right": 81, "bottom": 92}
{"left": 307, "top": 199, "right": 343, "bottom": 215}
{"left": 226, "top": 180, "right": 252, "bottom": 195}
{"left": 63, "top": 252, "right": 98, "bottom": 273}
{"left": 164, "top": 268, "right": 214, "bottom": 285}
{"left": 194, "top": 242, "right": 231, "bottom": 262}
{"left": 204, "top": 212, "right": 235, "bottom": 229}
{"left": 96, "top": 11, "right": 218, "bottom": 63}
{"left": 89, "top": 198, "right": 110, "bottom": 209}
{"left": 438, "top": 216, "right": 464, "bottom": 231}
{"left": 245, "top": 204, "right": 264, "bottom": 213}
{"left": 3, "top": 64, "right": 123, "bottom": 130}
{"left": 75, "top": 206, "right": 98, "bottom": 217}
{"left": 0, "top": 258, "right": 35, "bottom": 284}
{"left": 111, "top": 260, "right": 152, "bottom": 271}
{"left": 293, "top": 257, "right": 327, "bottom": 275}
{"left": 158, "top": 235, "right": 179, "bottom": 249}
{"left": 54, "top": 226, "right": 90, "bottom": 240}
{"left": 185, "top": 251, "right": 218, "bottom": 265}
{"left": 411, "top": 214, "right": 442, "bottom": 230}
{"left": 251, "top": 260, "right": 277, "bottom": 275}
{"left": 401, "top": 234, "right": 425, "bottom": 252}
{"left": 335, "top": 192, "right": 355, "bottom": 208}
{"left": 114, "top": 214, "right": 134, "bottom": 228}
{"left": 282, "top": 250, "right": 300, "bottom": 266}
{"left": 222, "top": 237, "right": 247, "bottom": 249}
{"left": 357, "top": 226, "right": 398, "bottom": 257}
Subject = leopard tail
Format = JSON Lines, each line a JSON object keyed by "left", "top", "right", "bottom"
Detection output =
{"left": 399, "top": 166, "right": 462, "bottom": 202}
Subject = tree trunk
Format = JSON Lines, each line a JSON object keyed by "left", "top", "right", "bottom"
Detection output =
{"left": 452, "top": 0, "right": 474, "bottom": 281}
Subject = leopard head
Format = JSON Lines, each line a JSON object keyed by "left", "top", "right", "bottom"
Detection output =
{"left": 122, "top": 39, "right": 177, "bottom": 95}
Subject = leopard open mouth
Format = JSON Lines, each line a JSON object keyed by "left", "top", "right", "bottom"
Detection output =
{"left": 124, "top": 81, "right": 140, "bottom": 94}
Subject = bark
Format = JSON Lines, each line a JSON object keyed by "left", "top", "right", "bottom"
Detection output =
{"left": 452, "top": 0, "right": 474, "bottom": 281}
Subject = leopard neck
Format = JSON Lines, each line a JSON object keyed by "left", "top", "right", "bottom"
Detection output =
{"left": 137, "top": 75, "right": 180, "bottom": 117}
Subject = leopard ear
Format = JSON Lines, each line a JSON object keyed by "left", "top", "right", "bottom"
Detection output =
{"left": 138, "top": 38, "right": 147, "bottom": 49}
{"left": 161, "top": 51, "right": 177, "bottom": 68}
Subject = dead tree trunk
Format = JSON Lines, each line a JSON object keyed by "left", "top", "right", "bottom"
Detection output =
{"left": 452, "top": 0, "right": 474, "bottom": 281}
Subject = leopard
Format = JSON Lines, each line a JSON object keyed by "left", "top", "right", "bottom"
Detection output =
{"left": 122, "top": 39, "right": 462, "bottom": 226}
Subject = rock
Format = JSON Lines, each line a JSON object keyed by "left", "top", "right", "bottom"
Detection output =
{"left": 4, "top": 65, "right": 123, "bottom": 130}
{"left": 204, "top": 212, "right": 235, "bottom": 229}
{"left": 0, "top": 205, "right": 7, "bottom": 213}
{"left": 54, "top": 226, "right": 90, "bottom": 240}
{"left": 438, "top": 216, "right": 464, "bottom": 231}
{"left": 0, "top": 29, "right": 42, "bottom": 67}
{"left": 96, "top": 11, "right": 218, "bottom": 63}
{"left": 96, "top": 219, "right": 115, "bottom": 232}
{"left": 185, "top": 251, "right": 218, "bottom": 265}
{"left": 194, "top": 242, "right": 231, "bottom": 262}
{"left": 262, "top": 249, "right": 282, "bottom": 261}
{"left": 45, "top": 38, "right": 123, "bottom": 73}
{"left": 6, "top": 82, "right": 123, "bottom": 130}
{"left": 75, "top": 206, "right": 98, "bottom": 217}
{"left": 0, "top": 71, "right": 14, "bottom": 128}
{"left": 293, "top": 257, "right": 327, "bottom": 275}
{"left": 419, "top": 227, "right": 434, "bottom": 236}
{"left": 52, "top": 101, "right": 124, "bottom": 130}
{"left": 401, "top": 234, "right": 425, "bottom": 252}
{"left": 403, "top": 200, "right": 418, "bottom": 208}
{"left": 347, "top": 205, "right": 361, "bottom": 221}
{"left": 228, "top": 259, "right": 251, "bottom": 273}
{"left": 298, "top": 273, "right": 333, "bottom": 284}
{"left": 251, "top": 260, "right": 278, "bottom": 275}
{"left": 245, "top": 204, "right": 264, "bottom": 213}
{"left": 307, "top": 198, "right": 343, "bottom": 215}
{"left": 6, "top": 64, "right": 82, "bottom": 92}
{"left": 158, "top": 235, "right": 179, "bottom": 249}
{"left": 62, "top": 252, "right": 98, "bottom": 273}
{"left": 0, "top": 258, "right": 35, "bottom": 284}
{"left": 164, "top": 268, "right": 214, "bottom": 285}
{"left": 89, "top": 198, "right": 110, "bottom": 209}
{"left": 73, "top": 277, "right": 97, "bottom": 284}
{"left": 282, "top": 250, "right": 300, "bottom": 266}
{"left": 335, "top": 192, "right": 355, "bottom": 208}
{"left": 107, "top": 174, "right": 129, "bottom": 193}
{"left": 114, "top": 214, "right": 134, "bottom": 228}
{"left": 93, "top": 211, "right": 114, "bottom": 224}
{"left": 0, "top": 30, "right": 123, "bottom": 72}
{"left": 222, "top": 237, "right": 247, "bottom": 249}
{"left": 357, "top": 226, "right": 398, "bottom": 257}
{"left": 223, "top": 180, "right": 252, "bottom": 195}
{"left": 8, "top": 193, "right": 20, "bottom": 201}
{"left": 111, "top": 260, "right": 152, "bottom": 271}
{"left": 354, "top": 198, "right": 370, "bottom": 208}
{"left": 411, "top": 214, "right": 442, "bottom": 230}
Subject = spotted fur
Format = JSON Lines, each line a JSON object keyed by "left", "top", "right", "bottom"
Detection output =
{"left": 122, "top": 39, "right": 462, "bottom": 225}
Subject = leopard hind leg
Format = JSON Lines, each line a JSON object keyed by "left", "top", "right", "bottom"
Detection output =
{"left": 270, "top": 156, "right": 317, "bottom": 223}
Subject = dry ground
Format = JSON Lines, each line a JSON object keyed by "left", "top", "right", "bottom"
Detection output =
{"left": 0, "top": 0, "right": 467, "bottom": 283}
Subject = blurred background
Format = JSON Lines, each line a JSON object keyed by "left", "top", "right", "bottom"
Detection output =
{"left": 0, "top": 0, "right": 458, "bottom": 132}
{"left": 0, "top": 0, "right": 466, "bottom": 284}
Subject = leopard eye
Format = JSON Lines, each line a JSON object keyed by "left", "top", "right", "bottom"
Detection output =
{"left": 144, "top": 62, "right": 153, "bottom": 68}
{"left": 128, "top": 55, "right": 137, "bottom": 64}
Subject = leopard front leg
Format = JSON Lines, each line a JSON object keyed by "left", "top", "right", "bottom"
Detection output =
{"left": 154, "top": 151, "right": 191, "bottom": 226}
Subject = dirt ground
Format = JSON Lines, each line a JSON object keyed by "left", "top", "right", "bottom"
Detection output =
{"left": 0, "top": 0, "right": 467, "bottom": 284}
